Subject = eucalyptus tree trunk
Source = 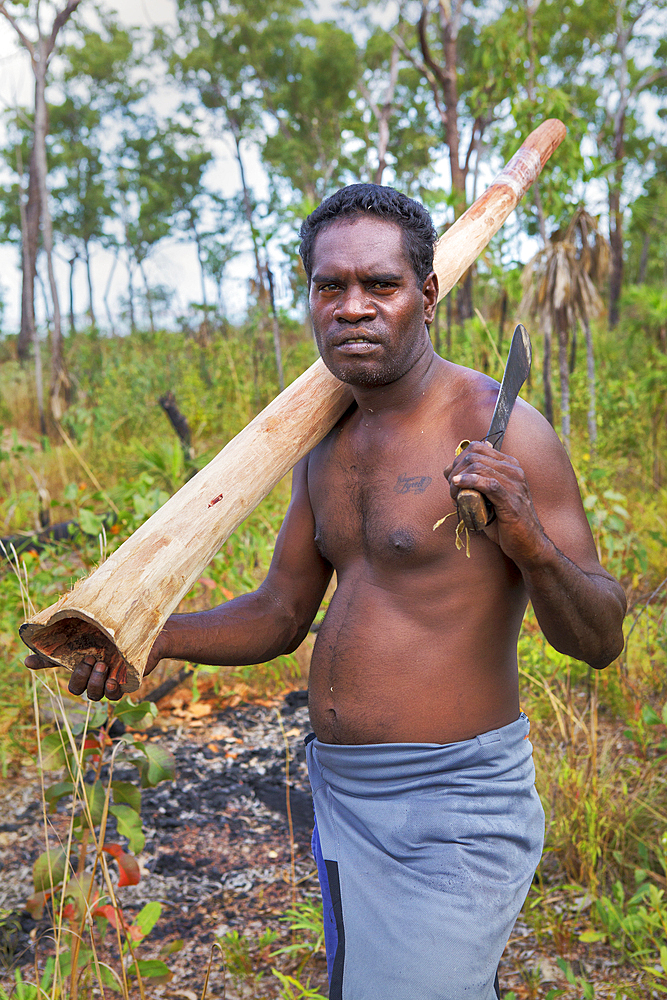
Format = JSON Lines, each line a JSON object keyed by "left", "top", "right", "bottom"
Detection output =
{"left": 138, "top": 259, "right": 156, "bottom": 333}
{"left": 0, "top": 0, "right": 83, "bottom": 403}
{"left": 18, "top": 146, "right": 40, "bottom": 363}
{"left": 231, "top": 126, "right": 266, "bottom": 302}
{"left": 103, "top": 253, "right": 119, "bottom": 336}
{"left": 18, "top": 149, "right": 46, "bottom": 436}
{"left": 525, "top": 0, "right": 547, "bottom": 246}
{"left": 542, "top": 314, "right": 554, "bottom": 428}
{"left": 34, "top": 50, "right": 69, "bottom": 420}
{"left": 360, "top": 40, "right": 400, "bottom": 185}
{"left": 84, "top": 244, "right": 96, "bottom": 328}
{"left": 556, "top": 312, "right": 570, "bottom": 447}
{"left": 416, "top": 1, "right": 474, "bottom": 321}
{"left": 266, "top": 264, "right": 285, "bottom": 392}
{"left": 68, "top": 255, "right": 77, "bottom": 335}
{"left": 583, "top": 316, "right": 597, "bottom": 447}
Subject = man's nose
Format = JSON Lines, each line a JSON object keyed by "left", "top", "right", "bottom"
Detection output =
{"left": 334, "top": 285, "right": 377, "bottom": 322}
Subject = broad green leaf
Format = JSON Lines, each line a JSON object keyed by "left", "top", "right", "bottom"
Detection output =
{"left": 95, "top": 963, "right": 124, "bottom": 992}
{"left": 71, "top": 702, "right": 108, "bottom": 735}
{"left": 135, "top": 742, "right": 176, "bottom": 788}
{"left": 33, "top": 848, "right": 67, "bottom": 893}
{"left": 131, "top": 901, "right": 162, "bottom": 941}
{"left": 159, "top": 938, "right": 184, "bottom": 957}
{"left": 84, "top": 780, "right": 106, "bottom": 826}
{"left": 109, "top": 803, "right": 145, "bottom": 854}
{"left": 661, "top": 945, "right": 667, "bottom": 974}
{"left": 111, "top": 780, "right": 141, "bottom": 813}
{"left": 642, "top": 705, "right": 661, "bottom": 726}
{"left": 578, "top": 929, "right": 606, "bottom": 943}
{"left": 39, "top": 731, "right": 69, "bottom": 770}
{"left": 58, "top": 947, "right": 93, "bottom": 977}
{"left": 79, "top": 508, "right": 106, "bottom": 536}
{"left": 44, "top": 781, "right": 74, "bottom": 812}
{"left": 127, "top": 959, "right": 172, "bottom": 984}
{"left": 113, "top": 697, "right": 157, "bottom": 731}
{"left": 63, "top": 873, "right": 95, "bottom": 920}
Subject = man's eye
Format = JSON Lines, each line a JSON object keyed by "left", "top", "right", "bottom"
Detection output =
{"left": 318, "top": 284, "right": 340, "bottom": 292}
{"left": 372, "top": 282, "right": 396, "bottom": 290}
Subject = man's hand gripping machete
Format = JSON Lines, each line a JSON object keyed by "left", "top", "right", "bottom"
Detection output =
{"left": 455, "top": 324, "right": 532, "bottom": 533}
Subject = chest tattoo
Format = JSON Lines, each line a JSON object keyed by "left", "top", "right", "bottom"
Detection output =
{"left": 393, "top": 474, "right": 433, "bottom": 495}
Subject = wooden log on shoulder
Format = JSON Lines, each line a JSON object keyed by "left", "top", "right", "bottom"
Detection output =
{"left": 20, "top": 119, "right": 566, "bottom": 692}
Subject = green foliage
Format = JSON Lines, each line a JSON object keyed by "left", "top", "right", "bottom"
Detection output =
{"left": 594, "top": 879, "right": 667, "bottom": 991}
{"left": 273, "top": 900, "right": 325, "bottom": 974}
{"left": 16, "top": 684, "right": 176, "bottom": 995}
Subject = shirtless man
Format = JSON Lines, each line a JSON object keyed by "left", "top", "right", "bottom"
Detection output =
{"left": 27, "top": 185, "right": 626, "bottom": 999}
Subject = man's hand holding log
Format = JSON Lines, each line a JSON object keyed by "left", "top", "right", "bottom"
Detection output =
{"left": 24, "top": 651, "right": 124, "bottom": 701}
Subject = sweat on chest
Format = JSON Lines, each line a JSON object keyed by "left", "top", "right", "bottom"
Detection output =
{"left": 309, "top": 454, "right": 456, "bottom": 565}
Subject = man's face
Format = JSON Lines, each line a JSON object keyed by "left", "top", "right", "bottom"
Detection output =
{"left": 308, "top": 216, "right": 438, "bottom": 388}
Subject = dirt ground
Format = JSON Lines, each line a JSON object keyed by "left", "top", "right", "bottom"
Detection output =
{"left": 0, "top": 690, "right": 650, "bottom": 999}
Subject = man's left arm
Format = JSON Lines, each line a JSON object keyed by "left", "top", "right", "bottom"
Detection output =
{"left": 446, "top": 403, "right": 626, "bottom": 669}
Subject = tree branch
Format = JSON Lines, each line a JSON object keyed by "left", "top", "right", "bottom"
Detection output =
{"left": 463, "top": 117, "right": 481, "bottom": 175}
{"left": 418, "top": 2, "right": 448, "bottom": 93}
{"left": 629, "top": 66, "right": 667, "bottom": 102}
{"left": 389, "top": 28, "right": 447, "bottom": 131}
{"left": 46, "top": 0, "right": 84, "bottom": 60}
{"left": 0, "top": 3, "right": 35, "bottom": 59}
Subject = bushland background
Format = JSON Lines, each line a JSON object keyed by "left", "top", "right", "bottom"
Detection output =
{"left": 0, "top": 1, "right": 666, "bottom": 998}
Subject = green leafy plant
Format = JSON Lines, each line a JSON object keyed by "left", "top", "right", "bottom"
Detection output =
{"left": 270, "top": 969, "right": 328, "bottom": 1000}
{"left": 24, "top": 675, "right": 176, "bottom": 998}
{"left": 273, "top": 900, "right": 325, "bottom": 975}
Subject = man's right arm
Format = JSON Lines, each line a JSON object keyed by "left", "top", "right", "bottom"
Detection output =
{"left": 27, "top": 455, "right": 333, "bottom": 700}
{"left": 150, "top": 454, "right": 332, "bottom": 668}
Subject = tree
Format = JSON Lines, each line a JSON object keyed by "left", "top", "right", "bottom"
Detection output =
{"left": 49, "top": 97, "right": 114, "bottom": 330}
{"left": 113, "top": 119, "right": 211, "bottom": 332}
{"left": 521, "top": 207, "right": 609, "bottom": 447}
{"left": 0, "top": 0, "right": 83, "bottom": 419}
{"left": 539, "top": 0, "right": 667, "bottom": 326}
{"left": 393, "top": 0, "right": 523, "bottom": 321}
{"left": 50, "top": 13, "right": 143, "bottom": 330}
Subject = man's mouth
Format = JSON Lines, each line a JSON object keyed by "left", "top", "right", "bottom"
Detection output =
{"left": 331, "top": 331, "right": 382, "bottom": 353}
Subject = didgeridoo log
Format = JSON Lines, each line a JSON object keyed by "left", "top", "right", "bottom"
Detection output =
{"left": 20, "top": 118, "right": 566, "bottom": 692}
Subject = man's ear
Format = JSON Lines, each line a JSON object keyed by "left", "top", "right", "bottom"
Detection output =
{"left": 422, "top": 272, "right": 439, "bottom": 325}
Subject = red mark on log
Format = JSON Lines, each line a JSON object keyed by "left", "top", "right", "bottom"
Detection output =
{"left": 208, "top": 493, "right": 224, "bottom": 507}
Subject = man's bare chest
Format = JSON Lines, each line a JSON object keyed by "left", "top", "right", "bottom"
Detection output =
{"left": 307, "top": 426, "right": 458, "bottom": 569}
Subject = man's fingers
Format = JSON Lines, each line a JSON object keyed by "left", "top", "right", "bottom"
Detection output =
{"left": 68, "top": 656, "right": 95, "bottom": 695}
{"left": 25, "top": 653, "right": 53, "bottom": 671}
{"left": 86, "top": 661, "right": 111, "bottom": 702}
{"left": 105, "top": 663, "right": 124, "bottom": 701}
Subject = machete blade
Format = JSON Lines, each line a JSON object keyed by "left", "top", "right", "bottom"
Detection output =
{"left": 485, "top": 324, "right": 532, "bottom": 451}
{"left": 454, "top": 324, "right": 532, "bottom": 533}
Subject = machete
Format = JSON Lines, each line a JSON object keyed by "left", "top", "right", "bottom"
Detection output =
{"left": 456, "top": 323, "right": 532, "bottom": 533}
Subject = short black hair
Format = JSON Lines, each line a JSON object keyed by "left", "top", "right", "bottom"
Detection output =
{"left": 299, "top": 183, "right": 438, "bottom": 285}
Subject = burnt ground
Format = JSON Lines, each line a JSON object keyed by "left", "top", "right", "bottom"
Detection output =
{"left": 0, "top": 693, "right": 650, "bottom": 999}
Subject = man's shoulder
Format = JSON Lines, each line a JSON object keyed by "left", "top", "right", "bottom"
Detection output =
{"left": 439, "top": 360, "right": 562, "bottom": 461}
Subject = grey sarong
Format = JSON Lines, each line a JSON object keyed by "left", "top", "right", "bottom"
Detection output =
{"left": 307, "top": 712, "right": 544, "bottom": 1000}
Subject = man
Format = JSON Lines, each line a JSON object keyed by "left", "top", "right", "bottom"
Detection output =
{"left": 28, "top": 185, "right": 626, "bottom": 999}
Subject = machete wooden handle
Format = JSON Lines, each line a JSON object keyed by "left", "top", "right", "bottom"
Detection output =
{"left": 456, "top": 489, "right": 496, "bottom": 533}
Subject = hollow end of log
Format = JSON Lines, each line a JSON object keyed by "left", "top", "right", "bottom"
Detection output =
{"left": 20, "top": 614, "right": 138, "bottom": 692}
